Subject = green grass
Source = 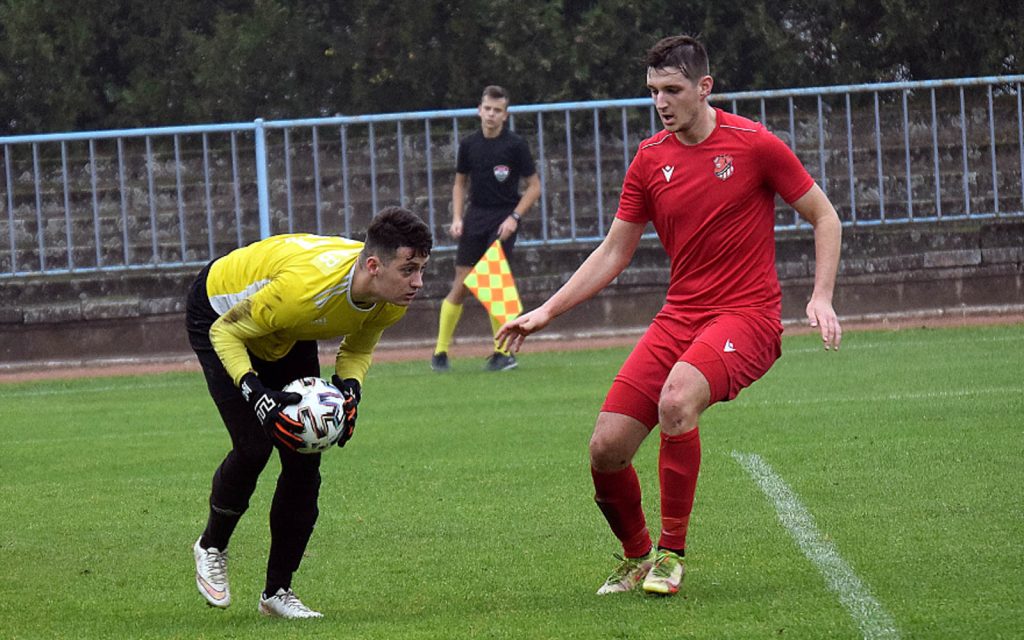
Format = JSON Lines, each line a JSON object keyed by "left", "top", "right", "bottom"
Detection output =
{"left": 2, "top": 324, "right": 1022, "bottom": 639}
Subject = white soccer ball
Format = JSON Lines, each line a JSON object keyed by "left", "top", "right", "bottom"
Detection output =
{"left": 280, "top": 377, "right": 345, "bottom": 454}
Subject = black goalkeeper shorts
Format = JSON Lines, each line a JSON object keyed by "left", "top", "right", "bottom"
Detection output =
{"left": 185, "top": 261, "right": 319, "bottom": 414}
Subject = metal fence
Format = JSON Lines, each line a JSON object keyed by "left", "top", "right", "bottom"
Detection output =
{"left": 2, "top": 75, "right": 1022, "bottom": 278}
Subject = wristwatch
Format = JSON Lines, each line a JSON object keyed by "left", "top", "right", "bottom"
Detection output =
{"left": 511, "top": 212, "right": 522, "bottom": 222}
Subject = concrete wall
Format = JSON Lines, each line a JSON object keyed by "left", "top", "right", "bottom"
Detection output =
{"left": 0, "top": 219, "right": 1021, "bottom": 368}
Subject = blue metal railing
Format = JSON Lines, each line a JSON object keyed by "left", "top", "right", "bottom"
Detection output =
{"left": 2, "top": 75, "right": 1023, "bottom": 277}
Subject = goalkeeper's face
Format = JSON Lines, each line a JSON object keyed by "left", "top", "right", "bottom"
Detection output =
{"left": 370, "top": 247, "right": 428, "bottom": 306}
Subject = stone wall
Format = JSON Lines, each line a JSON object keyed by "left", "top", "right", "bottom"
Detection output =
{"left": 0, "top": 219, "right": 1021, "bottom": 368}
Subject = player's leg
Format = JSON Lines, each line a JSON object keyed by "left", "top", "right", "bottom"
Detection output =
{"left": 591, "top": 319, "right": 680, "bottom": 593}
{"left": 187, "top": 264, "right": 274, "bottom": 608}
{"left": 590, "top": 409, "right": 656, "bottom": 594}
{"left": 434, "top": 210, "right": 492, "bottom": 371}
{"left": 432, "top": 265, "right": 473, "bottom": 371}
{"left": 642, "top": 360, "right": 709, "bottom": 595}
{"left": 644, "top": 311, "right": 783, "bottom": 595}
{"left": 484, "top": 215, "right": 519, "bottom": 369}
{"left": 193, "top": 383, "right": 274, "bottom": 608}
{"left": 258, "top": 341, "right": 326, "bottom": 617}
{"left": 485, "top": 313, "right": 518, "bottom": 370}
{"left": 260, "top": 447, "right": 323, "bottom": 618}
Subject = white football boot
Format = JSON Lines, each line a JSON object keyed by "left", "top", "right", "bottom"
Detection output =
{"left": 642, "top": 549, "right": 685, "bottom": 595}
{"left": 193, "top": 538, "right": 231, "bottom": 608}
{"left": 596, "top": 550, "right": 657, "bottom": 594}
{"left": 258, "top": 588, "right": 323, "bottom": 619}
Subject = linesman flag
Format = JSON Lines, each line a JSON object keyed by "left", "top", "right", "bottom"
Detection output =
{"left": 463, "top": 239, "right": 523, "bottom": 324}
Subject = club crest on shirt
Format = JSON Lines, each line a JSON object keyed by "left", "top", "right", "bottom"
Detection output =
{"left": 493, "top": 165, "right": 511, "bottom": 182}
{"left": 713, "top": 155, "right": 734, "bottom": 181}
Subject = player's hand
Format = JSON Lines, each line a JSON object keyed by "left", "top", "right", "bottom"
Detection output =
{"left": 495, "top": 307, "right": 553, "bottom": 353}
{"left": 331, "top": 375, "right": 361, "bottom": 447}
{"left": 497, "top": 216, "right": 517, "bottom": 241}
{"left": 239, "top": 372, "right": 304, "bottom": 450}
{"left": 449, "top": 219, "right": 463, "bottom": 239}
{"left": 806, "top": 296, "right": 842, "bottom": 351}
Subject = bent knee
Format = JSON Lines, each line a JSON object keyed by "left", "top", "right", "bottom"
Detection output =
{"left": 657, "top": 396, "right": 701, "bottom": 436}
{"left": 588, "top": 432, "right": 632, "bottom": 471}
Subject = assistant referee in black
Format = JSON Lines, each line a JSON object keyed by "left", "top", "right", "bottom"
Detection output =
{"left": 431, "top": 85, "right": 541, "bottom": 372}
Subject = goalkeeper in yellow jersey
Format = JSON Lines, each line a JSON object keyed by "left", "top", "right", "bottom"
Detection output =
{"left": 185, "top": 206, "right": 432, "bottom": 619}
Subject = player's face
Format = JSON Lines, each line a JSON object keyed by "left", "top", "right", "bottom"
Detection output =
{"left": 647, "top": 67, "right": 712, "bottom": 138}
{"left": 371, "top": 247, "right": 428, "bottom": 306}
{"left": 478, "top": 96, "right": 509, "bottom": 137}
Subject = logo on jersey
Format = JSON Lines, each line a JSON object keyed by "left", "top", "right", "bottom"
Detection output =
{"left": 723, "top": 339, "right": 736, "bottom": 353}
{"left": 493, "top": 165, "right": 511, "bottom": 182}
{"left": 713, "top": 155, "right": 734, "bottom": 181}
{"left": 661, "top": 165, "right": 675, "bottom": 182}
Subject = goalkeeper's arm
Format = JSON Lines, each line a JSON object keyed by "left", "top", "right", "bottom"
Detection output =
{"left": 331, "top": 375, "right": 360, "bottom": 447}
{"left": 239, "top": 373, "right": 304, "bottom": 450}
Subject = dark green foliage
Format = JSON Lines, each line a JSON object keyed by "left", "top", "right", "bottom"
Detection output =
{"left": 0, "top": 0, "right": 1020, "bottom": 133}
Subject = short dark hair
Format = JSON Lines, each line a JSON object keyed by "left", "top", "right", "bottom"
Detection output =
{"left": 481, "top": 85, "right": 509, "bottom": 104}
{"left": 363, "top": 206, "right": 433, "bottom": 261}
{"left": 645, "top": 35, "right": 709, "bottom": 82}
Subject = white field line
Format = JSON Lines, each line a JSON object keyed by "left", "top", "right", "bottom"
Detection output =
{"left": 732, "top": 451, "right": 900, "bottom": 640}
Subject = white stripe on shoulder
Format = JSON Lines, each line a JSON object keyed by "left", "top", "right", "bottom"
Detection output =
{"left": 640, "top": 133, "right": 674, "bottom": 150}
{"left": 209, "top": 279, "right": 271, "bottom": 315}
{"left": 720, "top": 124, "right": 759, "bottom": 133}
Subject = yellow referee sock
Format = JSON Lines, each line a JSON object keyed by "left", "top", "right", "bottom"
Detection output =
{"left": 490, "top": 314, "right": 511, "bottom": 356}
{"left": 435, "top": 300, "right": 463, "bottom": 355}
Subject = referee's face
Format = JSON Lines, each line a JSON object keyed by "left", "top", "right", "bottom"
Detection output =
{"left": 478, "top": 96, "right": 509, "bottom": 138}
{"left": 370, "top": 247, "right": 428, "bottom": 306}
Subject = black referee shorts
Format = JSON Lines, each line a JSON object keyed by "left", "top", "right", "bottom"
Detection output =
{"left": 455, "top": 204, "right": 518, "bottom": 267}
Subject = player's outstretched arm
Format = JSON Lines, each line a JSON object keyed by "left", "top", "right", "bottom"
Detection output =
{"left": 496, "top": 307, "right": 553, "bottom": 353}
{"left": 791, "top": 184, "right": 843, "bottom": 351}
{"left": 496, "top": 218, "right": 644, "bottom": 352}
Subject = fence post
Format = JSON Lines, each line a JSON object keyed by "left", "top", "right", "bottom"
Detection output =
{"left": 254, "top": 118, "right": 271, "bottom": 239}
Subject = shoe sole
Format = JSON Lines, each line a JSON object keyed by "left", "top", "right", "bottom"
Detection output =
{"left": 259, "top": 602, "right": 323, "bottom": 619}
{"left": 642, "top": 570, "right": 684, "bottom": 595}
{"left": 642, "top": 582, "right": 680, "bottom": 595}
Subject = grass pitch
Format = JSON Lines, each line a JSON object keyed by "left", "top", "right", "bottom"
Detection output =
{"left": 1, "top": 324, "right": 1022, "bottom": 639}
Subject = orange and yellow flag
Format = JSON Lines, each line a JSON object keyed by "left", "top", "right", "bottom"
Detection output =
{"left": 462, "top": 239, "right": 522, "bottom": 324}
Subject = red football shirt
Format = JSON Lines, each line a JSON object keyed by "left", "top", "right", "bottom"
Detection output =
{"left": 616, "top": 108, "right": 814, "bottom": 315}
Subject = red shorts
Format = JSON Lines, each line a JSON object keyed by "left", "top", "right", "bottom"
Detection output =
{"left": 600, "top": 307, "right": 782, "bottom": 429}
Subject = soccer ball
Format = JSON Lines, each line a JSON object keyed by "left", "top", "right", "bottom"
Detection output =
{"left": 280, "top": 377, "right": 345, "bottom": 454}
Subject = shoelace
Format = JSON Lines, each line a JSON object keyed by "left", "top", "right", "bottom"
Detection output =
{"left": 277, "top": 590, "right": 313, "bottom": 613}
{"left": 202, "top": 549, "right": 228, "bottom": 581}
{"left": 650, "top": 554, "right": 678, "bottom": 578}
{"left": 607, "top": 554, "right": 643, "bottom": 581}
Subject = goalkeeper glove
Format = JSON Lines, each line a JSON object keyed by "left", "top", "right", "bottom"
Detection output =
{"left": 331, "top": 375, "right": 361, "bottom": 447}
{"left": 240, "top": 372, "right": 304, "bottom": 451}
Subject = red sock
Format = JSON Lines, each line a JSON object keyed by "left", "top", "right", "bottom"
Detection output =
{"left": 658, "top": 427, "right": 701, "bottom": 552}
{"left": 592, "top": 465, "right": 651, "bottom": 558}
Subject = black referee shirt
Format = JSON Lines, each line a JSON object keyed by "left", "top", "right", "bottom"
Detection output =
{"left": 456, "top": 126, "right": 537, "bottom": 208}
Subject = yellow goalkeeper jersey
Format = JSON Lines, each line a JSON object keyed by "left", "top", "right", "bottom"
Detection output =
{"left": 205, "top": 233, "right": 407, "bottom": 386}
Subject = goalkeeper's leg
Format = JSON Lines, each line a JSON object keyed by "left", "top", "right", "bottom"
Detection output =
{"left": 265, "top": 450, "right": 323, "bottom": 598}
{"left": 191, "top": 330, "right": 275, "bottom": 609}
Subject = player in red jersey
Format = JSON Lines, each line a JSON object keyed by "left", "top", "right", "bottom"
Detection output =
{"left": 497, "top": 35, "right": 842, "bottom": 596}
